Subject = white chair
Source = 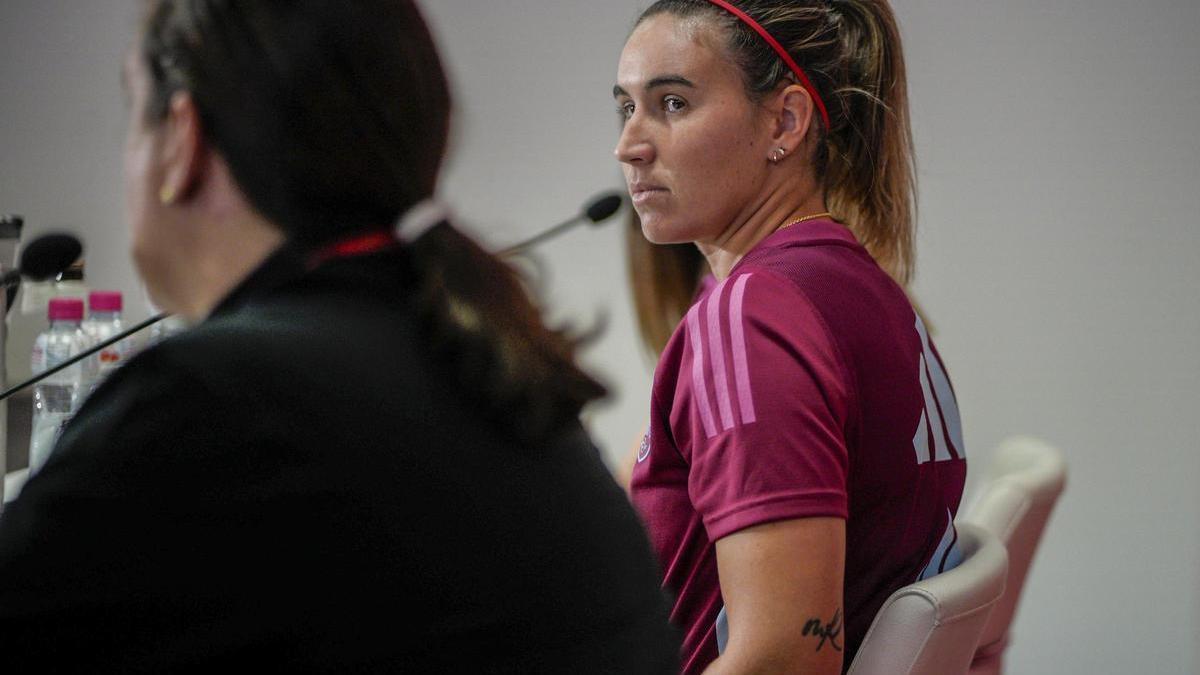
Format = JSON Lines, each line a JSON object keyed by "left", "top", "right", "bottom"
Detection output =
{"left": 848, "top": 522, "right": 1008, "bottom": 675}
{"left": 960, "top": 436, "right": 1067, "bottom": 675}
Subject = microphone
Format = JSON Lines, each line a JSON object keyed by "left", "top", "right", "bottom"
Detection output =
{"left": 22, "top": 233, "right": 84, "bottom": 282}
{"left": 585, "top": 193, "right": 623, "bottom": 223}
{"left": 499, "top": 191, "right": 624, "bottom": 256}
{"left": 1, "top": 233, "right": 86, "bottom": 314}
{"left": 1, "top": 233, "right": 85, "bottom": 288}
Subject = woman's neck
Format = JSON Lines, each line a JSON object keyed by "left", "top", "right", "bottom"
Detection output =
{"left": 698, "top": 185, "right": 828, "bottom": 281}
{"left": 179, "top": 213, "right": 288, "bottom": 322}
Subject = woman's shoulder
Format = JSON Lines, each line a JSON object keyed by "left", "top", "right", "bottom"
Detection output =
{"left": 739, "top": 235, "right": 911, "bottom": 323}
{"left": 718, "top": 244, "right": 921, "bottom": 388}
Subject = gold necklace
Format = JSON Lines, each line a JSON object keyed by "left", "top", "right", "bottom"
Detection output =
{"left": 777, "top": 212, "right": 833, "bottom": 231}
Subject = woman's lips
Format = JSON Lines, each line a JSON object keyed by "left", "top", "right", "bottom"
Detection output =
{"left": 630, "top": 185, "right": 669, "bottom": 205}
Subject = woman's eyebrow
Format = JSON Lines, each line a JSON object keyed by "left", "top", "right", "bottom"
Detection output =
{"left": 613, "top": 74, "right": 697, "bottom": 99}
{"left": 646, "top": 75, "right": 696, "bottom": 90}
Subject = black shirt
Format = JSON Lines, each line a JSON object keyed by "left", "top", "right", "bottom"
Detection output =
{"left": 0, "top": 244, "right": 678, "bottom": 672}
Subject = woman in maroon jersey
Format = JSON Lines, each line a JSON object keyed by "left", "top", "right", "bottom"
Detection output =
{"left": 614, "top": 1, "right": 968, "bottom": 673}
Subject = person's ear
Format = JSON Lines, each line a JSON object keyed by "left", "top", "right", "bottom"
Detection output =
{"left": 156, "top": 91, "right": 205, "bottom": 205}
{"left": 766, "top": 83, "right": 815, "bottom": 162}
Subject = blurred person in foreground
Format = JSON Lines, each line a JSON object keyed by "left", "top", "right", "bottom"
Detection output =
{"left": 0, "top": 1, "right": 678, "bottom": 671}
{"left": 613, "top": 1, "right": 967, "bottom": 672}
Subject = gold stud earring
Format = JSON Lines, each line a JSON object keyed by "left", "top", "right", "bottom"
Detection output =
{"left": 159, "top": 185, "right": 176, "bottom": 205}
{"left": 769, "top": 147, "right": 787, "bottom": 163}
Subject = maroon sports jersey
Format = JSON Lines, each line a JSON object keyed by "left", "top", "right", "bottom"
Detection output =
{"left": 630, "top": 219, "right": 967, "bottom": 673}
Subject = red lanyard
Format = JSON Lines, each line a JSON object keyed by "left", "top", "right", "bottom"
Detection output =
{"left": 306, "top": 230, "right": 398, "bottom": 269}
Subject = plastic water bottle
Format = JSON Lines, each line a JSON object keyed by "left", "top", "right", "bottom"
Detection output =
{"left": 82, "top": 290, "right": 130, "bottom": 386}
{"left": 29, "top": 298, "right": 93, "bottom": 474}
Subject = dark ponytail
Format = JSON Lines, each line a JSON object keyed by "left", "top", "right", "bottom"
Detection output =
{"left": 407, "top": 224, "right": 606, "bottom": 443}
{"left": 140, "top": 0, "right": 604, "bottom": 443}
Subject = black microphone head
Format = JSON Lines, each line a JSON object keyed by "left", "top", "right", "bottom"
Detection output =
{"left": 584, "top": 193, "right": 624, "bottom": 224}
{"left": 20, "top": 233, "right": 83, "bottom": 281}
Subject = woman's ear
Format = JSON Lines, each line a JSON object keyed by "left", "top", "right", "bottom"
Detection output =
{"left": 770, "top": 83, "right": 816, "bottom": 157}
{"left": 157, "top": 91, "right": 206, "bottom": 204}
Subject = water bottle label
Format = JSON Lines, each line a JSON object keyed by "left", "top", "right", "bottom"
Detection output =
{"left": 99, "top": 347, "right": 123, "bottom": 375}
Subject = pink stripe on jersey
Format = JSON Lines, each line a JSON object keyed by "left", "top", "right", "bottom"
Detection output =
{"left": 729, "top": 274, "right": 757, "bottom": 424}
{"left": 687, "top": 305, "right": 720, "bottom": 438}
{"left": 705, "top": 281, "right": 736, "bottom": 431}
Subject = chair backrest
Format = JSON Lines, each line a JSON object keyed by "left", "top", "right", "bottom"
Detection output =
{"left": 848, "top": 523, "right": 1008, "bottom": 675}
{"left": 960, "top": 436, "right": 1067, "bottom": 669}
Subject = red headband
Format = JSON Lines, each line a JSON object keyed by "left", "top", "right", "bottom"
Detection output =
{"left": 705, "top": 0, "right": 831, "bottom": 130}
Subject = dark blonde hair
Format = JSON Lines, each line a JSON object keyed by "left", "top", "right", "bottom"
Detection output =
{"left": 636, "top": 0, "right": 917, "bottom": 285}
{"left": 139, "top": 0, "right": 604, "bottom": 442}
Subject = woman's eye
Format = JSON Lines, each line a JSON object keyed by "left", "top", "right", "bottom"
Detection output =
{"left": 618, "top": 101, "right": 635, "bottom": 119}
{"left": 664, "top": 96, "right": 687, "bottom": 113}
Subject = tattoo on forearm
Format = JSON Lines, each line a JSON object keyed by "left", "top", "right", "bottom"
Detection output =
{"left": 802, "top": 608, "right": 843, "bottom": 653}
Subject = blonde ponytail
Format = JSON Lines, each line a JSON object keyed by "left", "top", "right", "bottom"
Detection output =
{"left": 823, "top": 0, "right": 916, "bottom": 285}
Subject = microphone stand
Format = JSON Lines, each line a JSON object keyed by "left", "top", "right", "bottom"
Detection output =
{"left": 499, "top": 215, "right": 586, "bottom": 257}
{"left": 0, "top": 313, "right": 168, "bottom": 403}
{"left": 497, "top": 192, "right": 624, "bottom": 257}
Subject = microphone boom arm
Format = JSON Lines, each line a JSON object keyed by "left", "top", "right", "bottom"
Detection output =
{"left": 499, "top": 216, "right": 584, "bottom": 256}
{"left": 498, "top": 192, "right": 624, "bottom": 257}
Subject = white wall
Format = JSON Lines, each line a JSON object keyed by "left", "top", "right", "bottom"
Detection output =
{"left": 0, "top": 0, "right": 143, "bottom": 381}
{"left": 1, "top": 2, "right": 1197, "bottom": 673}
{"left": 901, "top": 3, "right": 1200, "bottom": 673}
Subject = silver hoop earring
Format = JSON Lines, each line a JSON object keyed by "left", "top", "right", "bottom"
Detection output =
{"left": 770, "top": 147, "right": 787, "bottom": 163}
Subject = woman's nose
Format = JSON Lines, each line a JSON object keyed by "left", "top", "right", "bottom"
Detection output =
{"left": 615, "top": 119, "right": 655, "bottom": 165}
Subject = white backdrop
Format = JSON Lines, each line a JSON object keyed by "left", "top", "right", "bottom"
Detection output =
{"left": 1, "top": 2, "right": 1197, "bottom": 672}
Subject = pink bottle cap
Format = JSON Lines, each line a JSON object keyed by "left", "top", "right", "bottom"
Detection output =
{"left": 89, "top": 290, "right": 123, "bottom": 312}
{"left": 48, "top": 297, "right": 84, "bottom": 321}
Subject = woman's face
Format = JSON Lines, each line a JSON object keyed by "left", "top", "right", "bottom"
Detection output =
{"left": 615, "top": 14, "right": 773, "bottom": 245}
